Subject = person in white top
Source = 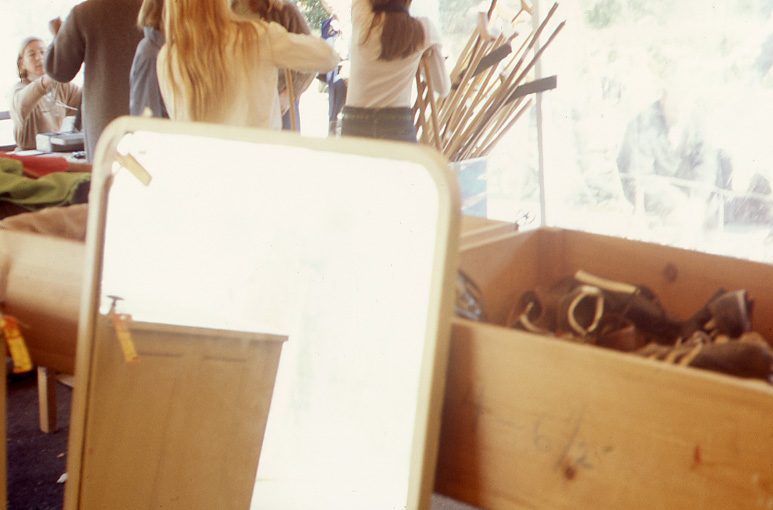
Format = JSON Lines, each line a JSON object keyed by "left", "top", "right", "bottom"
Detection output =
{"left": 157, "top": 0, "right": 339, "bottom": 129}
{"left": 342, "top": 0, "right": 450, "bottom": 143}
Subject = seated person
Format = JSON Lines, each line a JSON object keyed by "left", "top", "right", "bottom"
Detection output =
{"left": 9, "top": 36, "right": 81, "bottom": 150}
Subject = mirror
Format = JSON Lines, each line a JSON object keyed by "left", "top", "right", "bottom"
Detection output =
{"left": 66, "top": 117, "right": 460, "bottom": 510}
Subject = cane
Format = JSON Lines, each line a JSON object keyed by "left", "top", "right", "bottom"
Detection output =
{"left": 421, "top": 52, "right": 443, "bottom": 151}
{"left": 284, "top": 69, "right": 297, "bottom": 132}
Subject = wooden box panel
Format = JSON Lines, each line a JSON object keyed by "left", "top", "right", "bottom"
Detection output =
{"left": 436, "top": 227, "right": 773, "bottom": 510}
{"left": 77, "top": 319, "right": 286, "bottom": 510}
{"left": 0, "top": 230, "right": 82, "bottom": 374}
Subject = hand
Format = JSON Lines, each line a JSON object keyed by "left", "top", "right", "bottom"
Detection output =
{"left": 40, "top": 74, "right": 53, "bottom": 91}
{"left": 49, "top": 17, "right": 62, "bottom": 36}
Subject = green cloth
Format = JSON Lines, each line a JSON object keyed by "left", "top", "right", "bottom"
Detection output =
{"left": 0, "top": 157, "right": 90, "bottom": 208}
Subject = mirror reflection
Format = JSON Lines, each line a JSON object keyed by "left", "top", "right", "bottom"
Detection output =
{"left": 85, "top": 127, "right": 450, "bottom": 509}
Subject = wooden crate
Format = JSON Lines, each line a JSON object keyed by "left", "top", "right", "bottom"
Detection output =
{"left": 0, "top": 229, "right": 83, "bottom": 432}
{"left": 435, "top": 227, "right": 773, "bottom": 510}
{"left": 0, "top": 229, "right": 82, "bottom": 374}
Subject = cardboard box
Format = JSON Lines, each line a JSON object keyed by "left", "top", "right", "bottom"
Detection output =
{"left": 435, "top": 227, "right": 773, "bottom": 509}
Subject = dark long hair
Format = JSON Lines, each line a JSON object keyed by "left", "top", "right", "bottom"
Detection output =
{"left": 364, "top": 0, "right": 424, "bottom": 61}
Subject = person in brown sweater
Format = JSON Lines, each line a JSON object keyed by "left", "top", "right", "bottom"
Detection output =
{"left": 45, "top": 0, "right": 143, "bottom": 161}
{"left": 232, "top": 0, "right": 315, "bottom": 131}
{"left": 10, "top": 37, "right": 81, "bottom": 150}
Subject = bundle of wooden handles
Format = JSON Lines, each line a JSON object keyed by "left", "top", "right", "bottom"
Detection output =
{"left": 414, "top": 1, "right": 564, "bottom": 161}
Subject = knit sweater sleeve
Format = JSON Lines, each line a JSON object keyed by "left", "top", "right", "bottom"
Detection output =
{"left": 59, "top": 82, "right": 82, "bottom": 112}
{"left": 10, "top": 79, "right": 49, "bottom": 124}
{"left": 422, "top": 20, "right": 451, "bottom": 98}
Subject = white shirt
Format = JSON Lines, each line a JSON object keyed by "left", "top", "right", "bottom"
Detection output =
{"left": 345, "top": 0, "right": 451, "bottom": 108}
{"left": 157, "top": 21, "right": 338, "bottom": 128}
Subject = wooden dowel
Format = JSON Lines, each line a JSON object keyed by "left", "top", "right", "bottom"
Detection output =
{"left": 421, "top": 55, "right": 443, "bottom": 151}
{"left": 443, "top": 34, "right": 505, "bottom": 138}
{"left": 445, "top": 4, "right": 560, "bottom": 158}
{"left": 284, "top": 69, "right": 297, "bottom": 132}
{"left": 478, "top": 98, "right": 533, "bottom": 158}
{"left": 439, "top": 34, "right": 495, "bottom": 131}
{"left": 414, "top": 70, "right": 429, "bottom": 144}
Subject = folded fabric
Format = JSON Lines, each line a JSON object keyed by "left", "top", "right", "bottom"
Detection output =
{"left": 0, "top": 152, "right": 70, "bottom": 177}
{"left": 0, "top": 157, "right": 90, "bottom": 209}
{"left": 0, "top": 203, "right": 88, "bottom": 242}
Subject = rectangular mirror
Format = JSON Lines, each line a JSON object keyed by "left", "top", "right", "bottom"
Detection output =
{"left": 66, "top": 117, "right": 460, "bottom": 510}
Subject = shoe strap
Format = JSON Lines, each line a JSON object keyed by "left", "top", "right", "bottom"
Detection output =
{"left": 517, "top": 301, "right": 551, "bottom": 335}
{"left": 574, "top": 270, "right": 638, "bottom": 295}
{"left": 566, "top": 285, "right": 605, "bottom": 337}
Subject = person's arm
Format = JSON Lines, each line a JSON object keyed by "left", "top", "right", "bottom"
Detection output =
{"left": 422, "top": 21, "right": 451, "bottom": 98}
{"left": 267, "top": 22, "right": 340, "bottom": 74}
{"left": 281, "top": 3, "right": 315, "bottom": 95}
{"left": 10, "top": 77, "right": 53, "bottom": 123}
{"left": 60, "top": 82, "right": 82, "bottom": 115}
{"left": 45, "top": 9, "right": 86, "bottom": 83}
{"left": 350, "top": 0, "right": 367, "bottom": 24}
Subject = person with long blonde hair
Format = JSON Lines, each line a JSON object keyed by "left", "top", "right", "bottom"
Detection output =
{"left": 157, "top": 0, "right": 338, "bottom": 128}
{"left": 341, "top": 0, "right": 450, "bottom": 142}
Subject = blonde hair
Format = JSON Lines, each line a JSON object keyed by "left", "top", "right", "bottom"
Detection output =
{"left": 365, "top": 0, "right": 424, "bottom": 61}
{"left": 17, "top": 36, "right": 43, "bottom": 79}
{"left": 137, "top": 0, "right": 164, "bottom": 30}
{"left": 164, "top": 0, "right": 261, "bottom": 121}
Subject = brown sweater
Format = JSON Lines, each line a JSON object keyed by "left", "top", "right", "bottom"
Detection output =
{"left": 10, "top": 78, "right": 81, "bottom": 150}
{"left": 45, "top": 0, "right": 143, "bottom": 161}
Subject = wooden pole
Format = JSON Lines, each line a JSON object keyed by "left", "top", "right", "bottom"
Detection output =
{"left": 444, "top": 4, "right": 561, "bottom": 160}
{"left": 284, "top": 69, "right": 297, "bottom": 132}
{"left": 475, "top": 98, "right": 533, "bottom": 159}
{"left": 414, "top": 70, "right": 430, "bottom": 144}
{"left": 439, "top": 12, "right": 497, "bottom": 128}
{"left": 421, "top": 54, "right": 443, "bottom": 151}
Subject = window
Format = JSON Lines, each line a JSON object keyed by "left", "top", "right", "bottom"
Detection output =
{"left": 1, "top": 0, "right": 82, "bottom": 147}
{"left": 439, "top": 0, "right": 773, "bottom": 263}
{"left": 438, "top": 0, "right": 542, "bottom": 224}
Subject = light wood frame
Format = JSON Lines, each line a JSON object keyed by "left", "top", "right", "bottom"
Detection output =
{"left": 65, "top": 116, "right": 461, "bottom": 510}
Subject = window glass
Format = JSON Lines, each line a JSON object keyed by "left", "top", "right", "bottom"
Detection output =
{"left": 438, "top": 0, "right": 542, "bottom": 225}
{"left": 1, "top": 1, "right": 82, "bottom": 145}
{"left": 540, "top": 0, "right": 773, "bottom": 262}
{"left": 437, "top": 0, "right": 773, "bottom": 261}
